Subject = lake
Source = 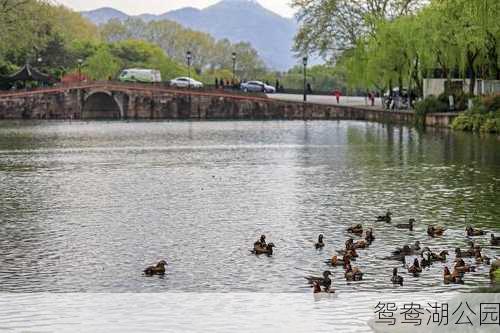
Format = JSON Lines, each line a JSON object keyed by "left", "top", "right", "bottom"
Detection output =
{"left": 0, "top": 120, "right": 499, "bottom": 331}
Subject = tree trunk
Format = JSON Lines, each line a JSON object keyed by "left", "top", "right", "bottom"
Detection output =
{"left": 467, "top": 49, "right": 479, "bottom": 96}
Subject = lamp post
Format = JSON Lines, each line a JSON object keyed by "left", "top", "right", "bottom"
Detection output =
{"left": 186, "top": 51, "right": 192, "bottom": 88}
{"left": 302, "top": 56, "right": 308, "bottom": 102}
{"left": 77, "top": 59, "right": 83, "bottom": 82}
{"left": 231, "top": 52, "right": 237, "bottom": 83}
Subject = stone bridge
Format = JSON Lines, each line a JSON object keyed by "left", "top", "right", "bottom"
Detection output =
{"left": 0, "top": 82, "right": 457, "bottom": 126}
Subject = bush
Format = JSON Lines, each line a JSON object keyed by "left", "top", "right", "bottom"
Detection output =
{"left": 482, "top": 94, "right": 500, "bottom": 112}
{"left": 414, "top": 95, "right": 448, "bottom": 126}
{"left": 437, "top": 91, "right": 475, "bottom": 111}
{"left": 451, "top": 96, "right": 500, "bottom": 133}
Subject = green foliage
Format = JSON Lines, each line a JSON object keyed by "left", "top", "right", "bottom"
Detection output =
{"left": 99, "top": 19, "right": 267, "bottom": 80}
{"left": 451, "top": 94, "right": 500, "bottom": 133}
{"left": 414, "top": 95, "right": 448, "bottom": 125}
{"left": 309, "top": 0, "right": 500, "bottom": 95}
{"left": 83, "top": 46, "right": 121, "bottom": 80}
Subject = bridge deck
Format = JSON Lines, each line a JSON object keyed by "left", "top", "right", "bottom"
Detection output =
{"left": 0, "top": 82, "right": 271, "bottom": 103}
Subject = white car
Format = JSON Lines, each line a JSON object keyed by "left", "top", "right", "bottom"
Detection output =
{"left": 240, "top": 81, "right": 276, "bottom": 93}
{"left": 170, "top": 77, "right": 203, "bottom": 88}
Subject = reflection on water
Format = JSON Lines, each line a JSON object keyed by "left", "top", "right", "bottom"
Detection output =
{"left": 0, "top": 121, "right": 499, "bottom": 294}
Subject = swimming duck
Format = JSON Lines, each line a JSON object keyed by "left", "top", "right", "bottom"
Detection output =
{"left": 431, "top": 250, "right": 449, "bottom": 262}
{"left": 393, "top": 241, "right": 420, "bottom": 256}
{"left": 376, "top": 211, "right": 392, "bottom": 223}
{"left": 337, "top": 247, "right": 358, "bottom": 258}
{"left": 407, "top": 258, "right": 422, "bottom": 274}
{"left": 466, "top": 226, "right": 486, "bottom": 236}
{"left": 491, "top": 234, "right": 500, "bottom": 246}
{"left": 305, "top": 270, "right": 332, "bottom": 291}
{"left": 455, "top": 247, "right": 474, "bottom": 258}
{"left": 396, "top": 218, "right": 415, "bottom": 231}
{"left": 473, "top": 248, "right": 491, "bottom": 265}
{"left": 427, "top": 225, "right": 445, "bottom": 237}
{"left": 253, "top": 242, "right": 275, "bottom": 255}
{"left": 255, "top": 234, "right": 267, "bottom": 247}
{"left": 391, "top": 268, "right": 403, "bottom": 286}
{"left": 345, "top": 264, "right": 363, "bottom": 281}
{"left": 365, "top": 228, "right": 375, "bottom": 244}
{"left": 327, "top": 255, "right": 348, "bottom": 267}
{"left": 421, "top": 251, "right": 433, "bottom": 268}
{"left": 454, "top": 258, "right": 475, "bottom": 273}
{"left": 144, "top": 260, "right": 167, "bottom": 276}
{"left": 347, "top": 224, "right": 363, "bottom": 236}
{"left": 315, "top": 234, "right": 325, "bottom": 249}
{"left": 353, "top": 239, "right": 369, "bottom": 249}
{"left": 443, "top": 267, "right": 464, "bottom": 284}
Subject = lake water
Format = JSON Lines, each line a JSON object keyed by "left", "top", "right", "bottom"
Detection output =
{"left": 0, "top": 120, "right": 499, "bottom": 331}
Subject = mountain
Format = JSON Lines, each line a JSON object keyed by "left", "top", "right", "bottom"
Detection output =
{"left": 80, "top": 0, "right": 299, "bottom": 71}
{"left": 81, "top": 7, "right": 129, "bottom": 25}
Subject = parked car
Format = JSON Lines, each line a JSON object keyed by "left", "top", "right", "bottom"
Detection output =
{"left": 240, "top": 81, "right": 276, "bottom": 93}
{"left": 118, "top": 69, "right": 161, "bottom": 83}
{"left": 170, "top": 77, "right": 203, "bottom": 88}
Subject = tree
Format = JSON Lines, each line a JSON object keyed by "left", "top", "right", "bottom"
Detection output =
{"left": 292, "top": 0, "right": 425, "bottom": 59}
{"left": 83, "top": 46, "right": 121, "bottom": 80}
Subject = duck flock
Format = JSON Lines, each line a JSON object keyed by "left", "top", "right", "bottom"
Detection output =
{"left": 143, "top": 211, "right": 500, "bottom": 293}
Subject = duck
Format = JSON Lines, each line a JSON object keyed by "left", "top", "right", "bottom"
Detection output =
{"left": 353, "top": 239, "right": 369, "bottom": 249}
{"left": 443, "top": 267, "right": 464, "bottom": 284}
{"left": 144, "top": 260, "right": 167, "bottom": 276}
{"left": 305, "top": 270, "right": 332, "bottom": 291}
{"left": 253, "top": 242, "right": 276, "bottom": 255}
{"left": 396, "top": 218, "right": 415, "bottom": 231}
{"left": 376, "top": 211, "right": 392, "bottom": 223}
{"left": 365, "top": 228, "right": 375, "bottom": 244}
{"left": 347, "top": 224, "right": 363, "bottom": 235}
{"left": 454, "top": 258, "right": 476, "bottom": 273}
{"left": 255, "top": 234, "right": 267, "bottom": 248}
{"left": 315, "top": 234, "right": 325, "bottom": 249}
{"left": 421, "top": 251, "right": 433, "bottom": 268}
{"left": 391, "top": 268, "right": 404, "bottom": 286}
{"left": 327, "top": 255, "right": 351, "bottom": 268}
{"left": 337, "top": 247, "right": 358, "bottom": 258}
{"left": 455, "top": 247, "right": 474, "bottom": 258}
{"left": 344, "top": 264, "right": 363, "bottom": 281}
{"left": 407, "top": 258, "right": 422, "bottom": 274}
{"left": 466, "top": 226, "right": 486, "bottom": 236}
{"left": 473, "top": 248, "right": 491, "bottom": 265}
{"left": 427, "top": 225, "right": 445, "bottom": 237}
{"left": 491, "top": 234, "right": 500, "bottom": 246}
{"left": 431, "top": 250, "right": 449, "bottom": 262}
{"left": 393, "top": 241, "right": 420, "bottom": 256}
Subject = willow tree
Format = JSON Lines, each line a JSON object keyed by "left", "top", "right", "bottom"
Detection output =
{"left": 292, "top": 0, "right": 425, "bottom": 59}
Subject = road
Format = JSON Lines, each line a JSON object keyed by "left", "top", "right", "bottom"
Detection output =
{"left": 267, "top": 93, "right": 383, "bottom": 108}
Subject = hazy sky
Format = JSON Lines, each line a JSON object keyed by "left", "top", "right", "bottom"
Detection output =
{"left": 55, "top": 0, "right": 296, "bottom": 18}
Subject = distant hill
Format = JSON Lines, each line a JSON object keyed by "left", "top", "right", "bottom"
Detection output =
{"left": 81, "top": 0, "right": 299, "bottom": 71}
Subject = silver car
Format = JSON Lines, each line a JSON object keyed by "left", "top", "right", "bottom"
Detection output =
{"left": 241, "top": 81, "right": 276, "bottom": 93}
{"left": 170, "top": 77, "right": 203, "bottom": 88}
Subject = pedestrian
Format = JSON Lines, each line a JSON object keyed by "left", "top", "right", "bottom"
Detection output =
{"left": 215, "top": 78, "right": 219, "bottom": 89}
{"left": 275, "top": 79, "right": 280, "bottom": 92}
{"left": 307, "top": 83, "right": 312, "bottom": 94}
{"left": 370, "top": 92, "right": 375, "bottom": 106}
{"left": 335, "top": 90, "right": 341, "bottom": 104}
{"left": 219, "top": 78, "right": 224, "bottom": 88}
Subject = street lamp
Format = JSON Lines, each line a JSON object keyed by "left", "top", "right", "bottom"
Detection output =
{"left": 231, "top": 52, "right": 237, "bottom": 83}
{"left": 77, "top": 59, "right": 83, "bottom": 82}
{"left": 186, "top": 51, "right": 192, "bottom": 88}
{"left": 302, "top": 56, "right": 308, "bottom": 102}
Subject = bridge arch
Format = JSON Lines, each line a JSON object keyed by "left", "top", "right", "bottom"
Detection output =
{"left": 82, "top": 90, "right": 125, "bottom": 119}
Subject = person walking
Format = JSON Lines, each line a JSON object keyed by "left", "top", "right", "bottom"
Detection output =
{"left": 215, "top": 78, "right": 219, "bottom": 89}
{"left": 275, "top": 79, "right": 280, "bottom": 92}
{"left": 335, "top": 90, "right": 341, "bottom": 104}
